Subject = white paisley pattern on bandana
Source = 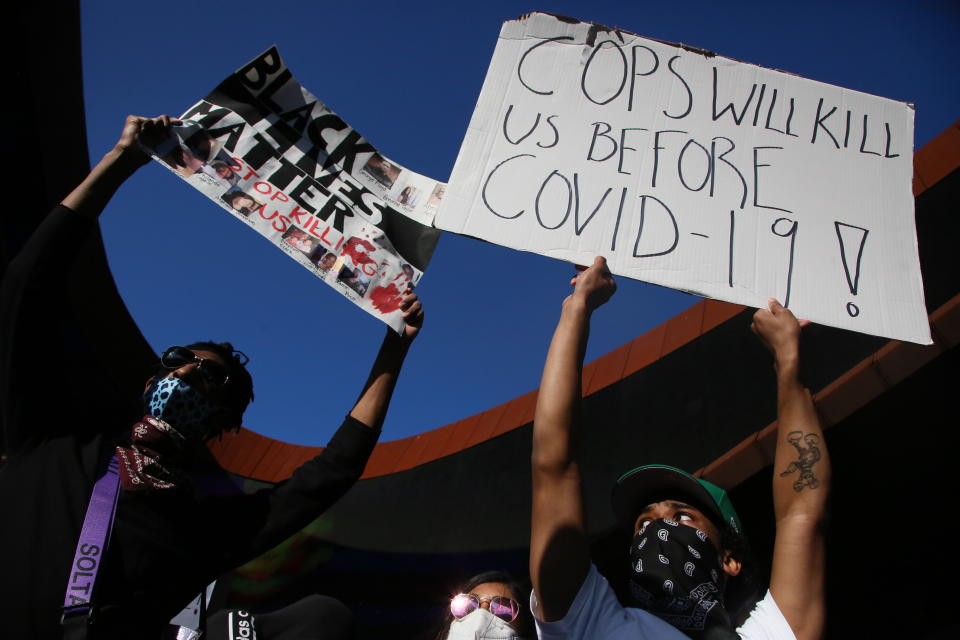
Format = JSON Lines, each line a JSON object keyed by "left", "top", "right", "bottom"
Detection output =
{"left": 116, "top": 416, "right": 189, "bottom": 491}
{"left": 628, "top": 519, "right": 738, "bottom": 639}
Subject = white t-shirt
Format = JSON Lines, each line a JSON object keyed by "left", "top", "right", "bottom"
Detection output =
{"left": 532, "top": 564, "right": 795, "bottom": 640}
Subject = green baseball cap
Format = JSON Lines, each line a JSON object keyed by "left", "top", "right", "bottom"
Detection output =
{"left": 611, "top": 464, "right": 743, "bottom": 535}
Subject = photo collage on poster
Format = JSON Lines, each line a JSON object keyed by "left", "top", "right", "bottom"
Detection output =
{"left": 146, "top": 48, "right": 441, "bottom": 333}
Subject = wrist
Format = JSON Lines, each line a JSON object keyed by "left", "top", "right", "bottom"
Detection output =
{"left": 562, "top": 295, "right": 591, "bottom": 316}
{"left": 774, "top": 353, "right": 800, "bottom": 378}
{"left": 383, "top": 328, "right": 414, "bottom": 351}
{"left": 101, "top": 145, "right": 147, "bottom": 175}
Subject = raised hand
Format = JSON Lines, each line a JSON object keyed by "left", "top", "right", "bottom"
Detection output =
{"left": 567, "top": 256, "right": 616, "bottom": 312}
{"left": 62, "top": 115, "right": 181, "bottom": 218}
{"left": 112, "top": 114, "right": 182, "bottom": 168}
{"left": 751, "top": 298, "right": 810, "bottom": 363}
{"left": 398, "top": 293, "right": 423, "bottom": 342}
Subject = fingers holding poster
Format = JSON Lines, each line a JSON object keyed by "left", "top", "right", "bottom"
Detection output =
{"left": 143, "top": 47, "right": 441, "bottom": 333}
{"left": 436, "top": 13, "right": 930, "bottom": 344}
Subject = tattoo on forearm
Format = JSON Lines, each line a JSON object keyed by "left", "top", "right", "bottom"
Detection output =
{"left": 780, "top": 430, "right": 821, "bottom": 492}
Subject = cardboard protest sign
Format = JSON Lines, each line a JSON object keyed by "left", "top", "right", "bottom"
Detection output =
{"left": 146, "top": 47, "right": 444, "bottom": 332}
{"left": 437, "top": 13, "right": 930, "bottom": 344}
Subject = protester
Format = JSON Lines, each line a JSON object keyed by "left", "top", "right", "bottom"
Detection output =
{"left": 433, "top": 570, "right": 535, "bottom": 640}
{"left": 0, "top": 115, "right": 425, "bottom": 639}
{"left": 529, "top": 257, "right": 829, "bottom": 640}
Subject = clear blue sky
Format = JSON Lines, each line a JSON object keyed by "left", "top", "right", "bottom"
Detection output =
{"left": 80, "top": 1, "right": 958, "bottom": 446}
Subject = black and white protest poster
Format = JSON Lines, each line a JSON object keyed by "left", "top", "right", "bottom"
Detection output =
{"left": 436, "top": 13, "right": 929, "bottom": 344}
{"left": 146, "top": 47, "right": 444, "bottom": 332}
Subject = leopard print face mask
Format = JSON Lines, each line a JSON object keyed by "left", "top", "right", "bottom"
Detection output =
{"left": 143, "top": 376, "right": 221, "bottom": 438}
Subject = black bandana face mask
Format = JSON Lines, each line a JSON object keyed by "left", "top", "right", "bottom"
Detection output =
{"left": 628, "top": 519, "right": 737, "bottom": 640}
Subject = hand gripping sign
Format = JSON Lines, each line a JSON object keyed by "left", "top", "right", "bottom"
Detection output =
{"left": 436, "top": 13, "right": 930, "bottom": 344}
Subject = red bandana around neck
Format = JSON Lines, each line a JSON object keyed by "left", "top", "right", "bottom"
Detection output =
{"left": 115, "top": 416, "right": 190, "bottom": 491}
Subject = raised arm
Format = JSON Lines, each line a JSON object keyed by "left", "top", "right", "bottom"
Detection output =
{"left": 235, "top": 295, "right": 424, "bottom": 553}
{"left": 348, "top": 293, "right": 423, "bottom": 430}
{"left": 1, "top": 116, "right": 179, "bottom": 454}
{"left": 530, "top": 257, "right": 616, "bottom": 621}
{"left": 751, "top": 299, "right": 830, "bottom": 640}
{"left": 62, "top": 115, "right": 178, "bottom": 219}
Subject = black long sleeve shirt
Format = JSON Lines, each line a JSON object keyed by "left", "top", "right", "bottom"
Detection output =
{"left": 0, "top": 206, "right": 379, "bottom": 638}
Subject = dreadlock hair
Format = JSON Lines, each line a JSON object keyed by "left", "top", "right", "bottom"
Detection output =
{"left": 184, "top": 340, "right": 254, "bottom": 435}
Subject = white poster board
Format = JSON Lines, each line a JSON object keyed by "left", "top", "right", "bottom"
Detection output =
{"left": 146, "top": 47, "right": 443, "bottom": 333}
{"left": 437, "top": 13, "right": 930, "bottom": 344}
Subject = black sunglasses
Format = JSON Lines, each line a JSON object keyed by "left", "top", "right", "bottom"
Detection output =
{"left": 160, "top": 346, "right": 230, "bottom": 387}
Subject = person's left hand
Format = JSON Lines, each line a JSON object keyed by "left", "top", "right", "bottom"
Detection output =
{"left": 398, "top": 293, "right": 423, "bottom": 342}
{"left": 751, "top": 298, "right": 810, "bottom": 361}
{"left": 567, "top": 256, "right": 617, "bottom": 312}
{"left": 112, "top": 114, "right": 181, "bottom": 167}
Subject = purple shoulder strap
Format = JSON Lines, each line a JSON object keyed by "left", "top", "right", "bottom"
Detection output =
{"left": 62, "top": 453, "right": 121, "bottom": 622}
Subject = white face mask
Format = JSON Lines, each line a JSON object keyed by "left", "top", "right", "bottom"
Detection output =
{"left": 446, "top": 608, "right": 519, "bottom": 640}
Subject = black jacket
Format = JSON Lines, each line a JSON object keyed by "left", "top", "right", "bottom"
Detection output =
{"left": 0, "top": 206, "right": 379, "bottom": 638}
